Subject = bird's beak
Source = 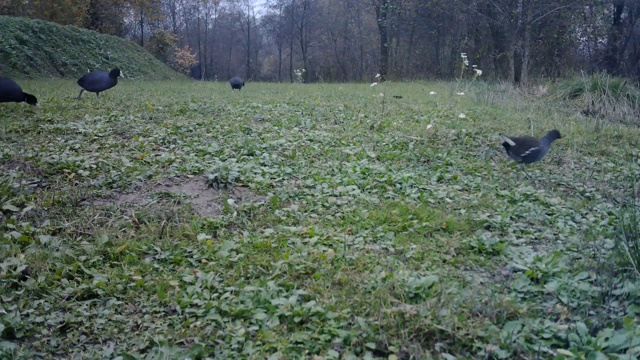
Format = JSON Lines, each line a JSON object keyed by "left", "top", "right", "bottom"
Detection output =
{"left": 120, "top": 71, "right": 125, "bottom": 78}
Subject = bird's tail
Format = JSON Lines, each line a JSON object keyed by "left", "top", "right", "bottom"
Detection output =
{"left": 500, "top": 134, "right": 515, "bottom": 146}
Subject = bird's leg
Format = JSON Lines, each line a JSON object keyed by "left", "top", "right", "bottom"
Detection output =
{"left": 521, "top": 164, "right": 532, "bottom": 179}
{"left": 508, "top": 162, "right": 521, "bottom": 181}
{"left": 96, "top": 92, "right": 100, "bottom": 99}
{"left": 529, "top": 117, "right": 534, "bottom": 136}
{"left": 77, "top": 89, "right": 84, "bottom": 100}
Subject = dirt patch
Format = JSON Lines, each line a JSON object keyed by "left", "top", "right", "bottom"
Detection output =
{"left": 94, "top": 176, "right": 265, "bottom": 217}
{"left": 1, "top": 159, "right": 43, "bottom": 176}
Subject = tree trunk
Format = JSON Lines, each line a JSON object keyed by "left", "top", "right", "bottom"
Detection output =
{"left": 170, "top": 0, "right": 177, "bottom": 36}
{"left": 298, "top": 0, "right": 310, "bottom": 82}
{"left": 277, "top": 3, "right": 284, "bottom": 82}
{"left": 196, "top": 4, "right": 202, "bottom": 79}
{"left": 203, "top": 3, "right": 210, "bottom": 80}
{"left": 227, "top": 42, "right": 233, "bottom": 78}
{"left": 276, "top": 45, "right": 282, "bottom": 81}
{"left": 520, "top": 1, "right": 533, "bottom": 86}
{"left": 139, "top": 9, "right": 145, "bottom": 47}
{"left": 355, "top": 1, "right": 365, "bottom": 81}
{"left": 603, "top": 1, "right": 625, "bottom": 74}
{"left": 289, "top": 0, "right": 295, "bottom": 83}
{"left": 505, "top": 0, "right": 524, "bottom": 83}
{"left": 246, "top": 2, "right": 252, "bottom": 80}
{"left": 406, "top": 15, "right": 417, "bottom": 78}
{"left": 182, "top": 0, "right": 190, "bottom": 60}
{"left": 375, "top": 0, "right": 391, "bottom": 81}
{"left": 211, "top": 3, "right": 219, "bottom": 80}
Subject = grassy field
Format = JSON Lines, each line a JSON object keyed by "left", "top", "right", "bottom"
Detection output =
{"left": 1, "top": 79, "right": 639, "bottom": 359}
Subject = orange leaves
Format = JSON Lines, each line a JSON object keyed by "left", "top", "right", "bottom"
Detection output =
{"left": 171, "top": 45, "right": 198, "bottom": 74}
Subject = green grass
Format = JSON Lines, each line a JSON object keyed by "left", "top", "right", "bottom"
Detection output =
{"left": 1, "top": 80, "right": 640, "bottom": 359}
{"left": 0, "top": 16, "right": 182, "bottom": 80}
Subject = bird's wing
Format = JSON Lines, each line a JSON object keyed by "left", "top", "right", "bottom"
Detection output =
{"left": 79, "top": 72, "right": 114, "bottom": 91}
{"left": 0, "top": 78, "right": 24, "bottom": 101}
{"left": 519, "top": 146, "right": 540, "bottom": 161}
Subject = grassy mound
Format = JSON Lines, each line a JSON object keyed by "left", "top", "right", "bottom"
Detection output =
{"left": 0, "top": 16, "right": 182, "bottom": 80}
{"left": 550, "top": 72, "right": 640, "bottom": 122}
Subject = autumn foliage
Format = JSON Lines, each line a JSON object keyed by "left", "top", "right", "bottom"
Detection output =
{"left": 171, "top": 45, "right": 198, "bottom": 75}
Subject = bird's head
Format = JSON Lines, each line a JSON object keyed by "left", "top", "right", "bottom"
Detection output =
{"left": 24, "top": 93, "right": 38, "bottom": 106}
{"left": 546, "top": 129, "right": 562, "bottom": 141}
{"left": 110, "top": 68, "right": 122, "bottom": 78}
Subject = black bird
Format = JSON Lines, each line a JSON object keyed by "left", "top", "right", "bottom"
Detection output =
{"left": 501, "top": 129, "right": 562, "bottom": 165}
{"left": 229, "top": 77, "right": 245, "bottom": 90}
{"left": 77, "top": 68, "right": 122, "bottom": 99}
{"left": 0, "top": 77, "right": 37, "bottom": 105}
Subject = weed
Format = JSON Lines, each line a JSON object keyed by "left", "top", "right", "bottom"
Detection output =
{"left": 550, "top": 72, "right": 640, "bottom": 123}
{"left": 615, "top": 187, "right": 640, "bottom": 277}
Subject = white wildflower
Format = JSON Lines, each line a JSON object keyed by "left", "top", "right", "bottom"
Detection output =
{"left": 370, "top": 82, "right": 378, "bottom": 87}
{"left": 458, "top": 113, "right": 466, "bottom": 118}
{"left": 375, "top": 73, "right": 381, "bottom": 79}
{"left": 429, "top": 91, "right": 437, "bottom": 95}
{"left": 461, "top": 53, "right": 469, "bottom": 66}
{"left": 474, "top": 69, "right": 482, "bottom": 76}
{"left": 379, "top": 93, "right": 384, "bottom": 97}
{"left": 456, "top": 92, "right": 465, "bottom": 96}
{"left": 294, "top": 68, "right": 306, "bottom": 83}
{"left": 426, "top": 124, "right": 434, "bottom": 130}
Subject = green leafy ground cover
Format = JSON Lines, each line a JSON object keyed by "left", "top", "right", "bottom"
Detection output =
{"left": 1, "top": 79, "right": 639, "bottom": 359}
{"left": 0, "top": 16, "right": 181, "bottom": 80}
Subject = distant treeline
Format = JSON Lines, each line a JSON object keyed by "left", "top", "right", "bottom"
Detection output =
{"left": 2, "top": 0, "right": 639, "bottom": 84}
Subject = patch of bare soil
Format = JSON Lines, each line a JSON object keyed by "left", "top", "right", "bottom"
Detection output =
{"left": 93, "top": 176, "right": 265, "bottom": 217}
{"left": 1, "top": 159, "right": 43, "bottom": 176}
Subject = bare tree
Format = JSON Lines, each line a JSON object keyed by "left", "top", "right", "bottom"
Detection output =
{"left": 243, "top": 0, "right": 255, "bottom": 79}
{"left": 263, "top": 1, "right": 288, "bottom": 81}
{"left": 374, "top": 0, "right": 392, "bottom": 81}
